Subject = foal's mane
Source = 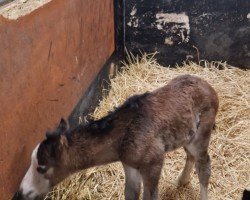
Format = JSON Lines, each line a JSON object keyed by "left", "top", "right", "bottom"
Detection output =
{"left": 69, "top": 92, "right": 149, "bottom": 137}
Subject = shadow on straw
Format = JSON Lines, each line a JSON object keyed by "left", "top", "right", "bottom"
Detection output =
{"left": 161, "top": 184, "right": 198, "bottom": 200}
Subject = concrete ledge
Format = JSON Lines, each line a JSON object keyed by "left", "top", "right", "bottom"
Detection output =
{"left": 0, "top": 0, "right": 51, "bottom": 20}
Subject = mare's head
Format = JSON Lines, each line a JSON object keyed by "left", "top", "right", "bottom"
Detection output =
{"left": 13, "top": 118, "right": 70, "bottom": 200}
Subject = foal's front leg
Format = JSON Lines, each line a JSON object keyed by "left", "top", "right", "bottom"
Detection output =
{"left": 123, "top": 163, "right": 142, "bottom": 200}
{"left": 140, "top": 160, "right": 164, "bottom": 200}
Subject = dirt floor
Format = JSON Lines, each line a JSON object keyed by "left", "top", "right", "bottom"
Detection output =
{"left": 0, "top": 0, "right": 51, "bottom": 19}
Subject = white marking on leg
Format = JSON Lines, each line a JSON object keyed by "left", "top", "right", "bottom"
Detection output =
{"left": 200, "top": 184, "right": 208, "bottom": 200}
{"left": 177, "top": 160, "right": 194, "bottom": 186}
{"left": 123, "top": 164, "right": 142, "bottom": 200}
{"left": 186, "top": 143, "right": 198, "bottom": 157}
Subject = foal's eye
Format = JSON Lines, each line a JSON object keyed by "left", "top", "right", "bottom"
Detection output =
{"left": 37, "top": 166, "right": 48, "bottom": 174}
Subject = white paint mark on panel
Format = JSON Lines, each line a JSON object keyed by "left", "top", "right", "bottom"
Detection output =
{"left": 127, "top": 5, "right": 139, "bottom": 28}
{"left": 155, "top": 12, "right": 190, "bottom": 45}
{"left": 156, "top": 12, "right": 189, "bottom": 25}
{"left": 130, "top": 6, "right": 137, "bottom": 16}
{"left": 247, "top": 13, "right": 250, "bottom": 22}
{"left": 127, "top": 18, "right": 139, "bottom": 28}
{"left": 164, "top": 37, "right": 174, "bottom": 45}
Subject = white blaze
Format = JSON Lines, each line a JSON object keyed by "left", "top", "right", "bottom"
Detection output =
{"left": 20, "top": 144, "right": 50, "bottom": 198}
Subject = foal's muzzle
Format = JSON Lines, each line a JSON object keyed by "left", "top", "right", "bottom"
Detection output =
{"left": 12, "top": 190, "right": 41, "bottom": 200}
{"left": 12, "top": 191, "right": 24, "bottom": 200}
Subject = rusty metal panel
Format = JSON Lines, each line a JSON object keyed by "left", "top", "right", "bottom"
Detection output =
{"left": 0, "top": 0, "right": 114, "bottom": 199}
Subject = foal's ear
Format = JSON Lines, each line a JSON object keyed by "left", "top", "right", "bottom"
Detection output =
{"left": 46, "top": 131, "right": 59, "bottom": 139}
{"left": 42, "top": 134, "right": 67, "bottom": 162}
{"left": 59, "top": 135, "right": 68, "bottom": 148}
{"left": 57, "top": 118, "right": 68, "bottom": 132}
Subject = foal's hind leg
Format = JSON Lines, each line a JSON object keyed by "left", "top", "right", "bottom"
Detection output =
{"left": 177, "top": 148, "right": 195, "bottom": 187}
{"left": 186, "top": 145, "right": 211, "bottom": 200}
{"left": 186, "top": 109, "right": 216, "bottom": 200}
{"left": 194, "top": 151, "right": 211, "bottom": 200}
{"left": 123, "top": 163, "right": 142, "bottom": 200}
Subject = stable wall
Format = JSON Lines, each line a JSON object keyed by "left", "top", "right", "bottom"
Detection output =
{"left": 125, "top": 0, "right": 250, "bottom": 68}
{"left": 0, "top": 0, "right": 114, "bottom": 199}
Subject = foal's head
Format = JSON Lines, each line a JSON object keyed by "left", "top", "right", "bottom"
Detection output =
{"left": 13, "top": 119, "right": 70, "bottom": 200}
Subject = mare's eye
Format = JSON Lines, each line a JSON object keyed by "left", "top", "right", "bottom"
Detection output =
{"left": 37, "top": 166, "right": 48, "bottom": 174}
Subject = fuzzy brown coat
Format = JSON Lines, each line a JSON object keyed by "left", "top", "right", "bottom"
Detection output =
{"left": 14, "top": 74, "right": 219, "bottom": 200}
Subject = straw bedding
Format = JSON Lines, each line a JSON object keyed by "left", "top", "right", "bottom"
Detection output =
{"left": 45, "top": 54, "right": 250, "bottom": 200}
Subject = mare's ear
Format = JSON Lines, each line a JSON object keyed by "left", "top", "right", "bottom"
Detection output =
{"left": 57, "top": 118, "right": 68, "bottom": 132}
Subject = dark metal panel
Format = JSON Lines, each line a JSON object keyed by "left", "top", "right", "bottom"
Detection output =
{"left": 114, "top": 0, "right": 126, "bottom": 59}
{"left": 0, "top": 0, "right": 13, "bottom": 6}
{"left": 68, "top": 53, "right": 117, "bottom": 129}
{"left": 69, "top": 0, "right": 126, "bottom": 129}
{"left": 125, "top": 0, "right": 250, "bottom": 68}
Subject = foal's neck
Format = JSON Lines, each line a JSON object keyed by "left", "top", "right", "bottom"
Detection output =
{"left": 65, "top": 127, "right": 121, "bottom": 171}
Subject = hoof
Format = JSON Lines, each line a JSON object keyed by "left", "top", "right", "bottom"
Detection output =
{"left": 175, "top": 175, "right": 190, "bottom": 187}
